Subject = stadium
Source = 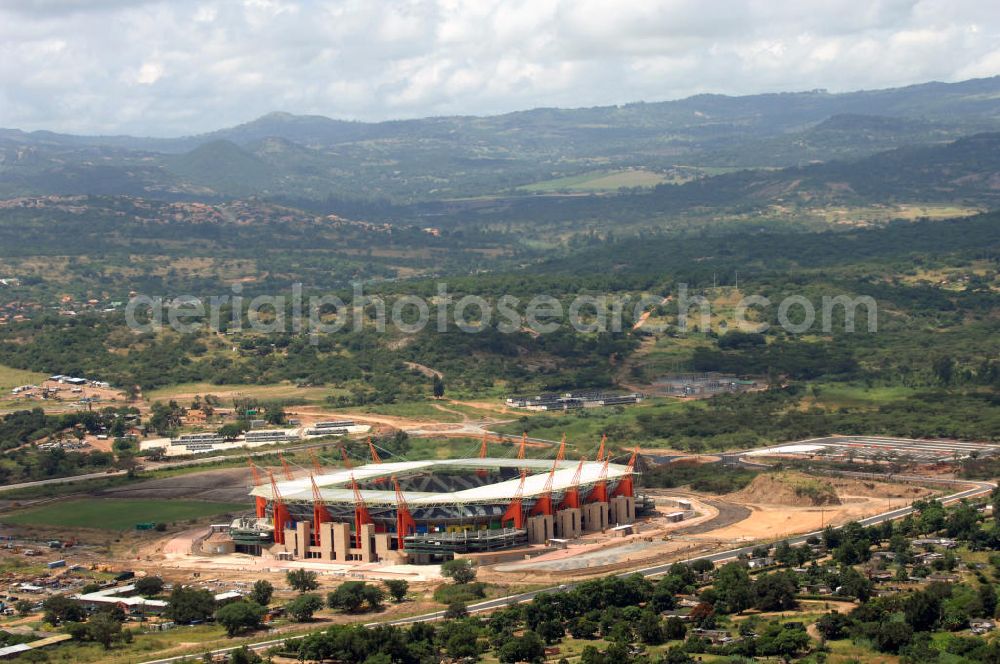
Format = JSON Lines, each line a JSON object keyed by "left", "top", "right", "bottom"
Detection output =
{"left": 229, "top": 438, "right": 645, "bottom": 564}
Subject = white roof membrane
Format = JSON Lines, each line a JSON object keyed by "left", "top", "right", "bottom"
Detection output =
{"left": 250, "top": 457, "right": 634, "bottom": 506}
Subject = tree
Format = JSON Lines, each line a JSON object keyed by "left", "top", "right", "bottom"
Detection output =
{"left": 822, "top": 525, "right": 842, "bottom": 549}
{"left": 444, "top": 601, "right": 468, "bottom": 620}
{"left": 328, "top": 581, "right": 384, "bottom": 613}
{"left": 579, "top": 645, "right": 604, "bottom": 664}
{"left": 978, "top": 583, "right": 997, "bottom": 618}
{"left": 286, "top": 569, "right": 319, "bottom": 593}
{"left": 688, "top": 602, "right": 715, "bottom": 628}
{"left": 230, "top": 646, "right": 263, "bottom": 664}
{"left": 14, "top": 600, "right": 33, "bottom": 616}
{"left": 133, "top": 576, "right": 164, "bottom": 597}
{"left": 752, "top": 571, "right": 798, "bottom": 611}
{"left": 441, "top": 558, "right": 477, "bottom": 584}
{"left": 218, "top": 422, "right": 246, "bottom": 439}
{"left": 837, "top": 566, "right": 873, "bottom": 601}
{"left": 662, "top": 645, "right": 694, "bottom": 664}
{"left": 945, "top": 502, "right": 980, "bottom": 540}
{"left": 690, "top": 558, "right": 714, "bottom": 574}
{"left": 905, "top": 589, "right": 943, "bottom": 632}
{"left": 637, "top": 610, "right": 664, "bottom": 645}
{"left": 439, "top": 619, "right": 480, "bottom": 658}
{"left": 714, "top": 562, "right": 753, "bottom": 614}
{"left": 497, "top": 630, "right": 545, "bottom": 663}
{"left": 166, "top": 586, "right": 215, "bottom": 624}
{"left": 874, "top": 621, "right": 913, "bottom": 654}
{"left": 664, "top": 616, "right": 687, "bottom": 641}
{"left": 757, "top": 622, "right": 810, "bottom": 658}
{"left": 815, "top": 611, "right": 852, "bottom": 640}
{"left": 384, "top": 579, "right": 409, "bottom": 603}
{"left": 934, "top": 355, "right": 954, "bottom": 385}
{"left": 433, "top": 375, "right": 445, "bottom": 399}
{"left": 774, "top": 540, "right": 795, "bottom": 565}
{"left": 364, "top": 584, "right": 386, "bottom": 611}
{"left": 537, "top": 619, "right": 564, "bottom": 644}
{"left": 42, "top": 595, "right": 86, "bottom": 625}
{"left": 87, "top": 612, "right": 124, "bottom": 649}
{"left": 651, "top": 579, "right": 677, "bottom": 612}
{"left": 249, "top": 579, "right": 274, "bottom": 607}
{"left": 286, "top": 594, "right": 324, "bottom": 622}
{"left": 215, "top": 600, "right": 265, "bottom": 636}
{"left": 569, "top": 617, "right": 599, "bottom": 639}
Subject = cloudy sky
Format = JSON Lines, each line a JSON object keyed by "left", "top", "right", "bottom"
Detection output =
{"left": 1, "top": 0, "right": 998, "bottom": 136}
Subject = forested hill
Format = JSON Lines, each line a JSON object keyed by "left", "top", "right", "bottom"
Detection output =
{"left": 1, "top": 76, "right": 999, "bottom": 202}
{"left": 386, "top": 132, "right": 1000, "bottom": 231}
{"left": 533, "top": 211, "right": 1000, "bottom": 284}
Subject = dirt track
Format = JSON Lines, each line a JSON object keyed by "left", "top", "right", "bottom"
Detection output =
{"left": 676, "top": 498, "right": 752, "bottom": 535}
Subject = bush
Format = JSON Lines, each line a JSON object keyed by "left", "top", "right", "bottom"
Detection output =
{"left": 286, "top": 594, "right": 324, "bottom": 622}
{"left": 215, "top": 601, "right": 265, "bottom": 636}
{"left": 444, "top": 601, "right": 468, "bottom": 619}
{"left": 286, "top": 569, "right": 319, "bottom": 593}
{"left": 327, "top": 581, "right": 385, "bottom": 613}
{"left": 441, "top": 559, "right": 477, "bottom": 584}
{"left": 433, "top": 582, "right": 487, "bottom": 604}
{"left": 249, "top": 580, "right": 274, "bottom": 606}
{"left": 384, "top": 579, "right": 409, "bottom": 603}
{"left": 133, "top": 576, "right": 164, "bottom": 597}
{"left": 166, "top": 586, "right": 215, "bottom": 624}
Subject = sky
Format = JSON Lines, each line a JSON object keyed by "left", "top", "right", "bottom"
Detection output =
{"left": 1, "top": 0, "right": 998, "bottom": 136}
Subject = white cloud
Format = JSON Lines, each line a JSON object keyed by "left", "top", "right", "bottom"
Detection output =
{"left": 135, "top": 62, "right": 163, "bottom": 85}
{"left": 0, "top": 0, "right": 996, "bottom": 135}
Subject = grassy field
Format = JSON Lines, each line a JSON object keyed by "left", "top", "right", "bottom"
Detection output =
{"left": 0, "top": 363, "right": 47, "bottom": 391}
{"left": 493, "top": 398, "right": 689, "bottom": 456}
{"left": 145, "top": 381, "right": 344, "bottom": 404}
{"left": 519, "top": 169, "right": 668, "bottom": 193}
{"left": 0, "top": 363, "right": 48, "bottom": 411}
{"left": 805, "top": 383, "right": 915, "bottom": 409}
{"left": 341, "top": 400, "right": 465, "bottom": 423}
{"left": 0, "top": 498, "right": 246, "bottom": 530}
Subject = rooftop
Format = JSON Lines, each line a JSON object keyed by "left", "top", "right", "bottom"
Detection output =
{"left": 251, "top": 457, "right": 635, "bottom": 506}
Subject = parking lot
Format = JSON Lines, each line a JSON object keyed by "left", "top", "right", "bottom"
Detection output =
{"left": 743, "top": 435, "right": 1000, "bottom": 463}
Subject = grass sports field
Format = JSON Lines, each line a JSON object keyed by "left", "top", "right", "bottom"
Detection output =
{"left": 0, "top": 499, "right": 246, "bottom": 530}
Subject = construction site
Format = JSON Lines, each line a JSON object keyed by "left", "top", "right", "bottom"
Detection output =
{"left": 220, "top": 435, "right": 650, "bottom": 566}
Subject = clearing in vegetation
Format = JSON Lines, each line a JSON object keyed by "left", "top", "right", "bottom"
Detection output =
{"left": 0, "top": 364, "right": 47, "bottom": 392}
{"left": 518, "top": 169, "right": 669, "bottom": 192}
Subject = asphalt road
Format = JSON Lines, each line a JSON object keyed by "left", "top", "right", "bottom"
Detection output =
{"left": 137, "top": 472, "right": 995, "bottom": 664}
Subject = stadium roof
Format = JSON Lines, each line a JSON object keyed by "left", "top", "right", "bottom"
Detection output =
{"left": 250, "top": 457, "right": 634, "bottom": 506}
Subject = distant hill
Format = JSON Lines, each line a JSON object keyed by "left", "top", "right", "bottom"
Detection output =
{"left": 0, "top": 76, "right": 999, "bottom": 202}
{"left": 163, "top": 140, "right": 277, "bottom": 195}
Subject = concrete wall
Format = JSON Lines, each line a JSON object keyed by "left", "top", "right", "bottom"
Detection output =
{"left": 526, "top": 514, "right": 554, "bottom": 544}
{"left": 582, "top": 502, "right": 609, "bottom": 533}
{"left": 609, "top": 496, "right": 635, "bottom": 525}
{"left": 332, "top": 522, "right": 351, "bottom": 561}
{"left": 374, "top": 533, "right": 393, "bottom": 561}
{"left": 555, "top": 508, "right": 582, "bottom": 539}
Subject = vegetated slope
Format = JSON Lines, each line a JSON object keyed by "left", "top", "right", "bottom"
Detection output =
{"left": 535, "top": 208, "right": 1000, "bottom": 281}
{"left": 730, "top": 472, "right": 841, "bottom": 506}
{"left": 1, "top": 76, "right": 998, "bottom": 201}
{"left": 689, "top": 113, "right": 972, "bottom": 167}
{"left": 163, "top": 139, "right": 277, "bottom": 195}
{"left": 385, "top": 132, "right": 1000, "bottom": 232}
